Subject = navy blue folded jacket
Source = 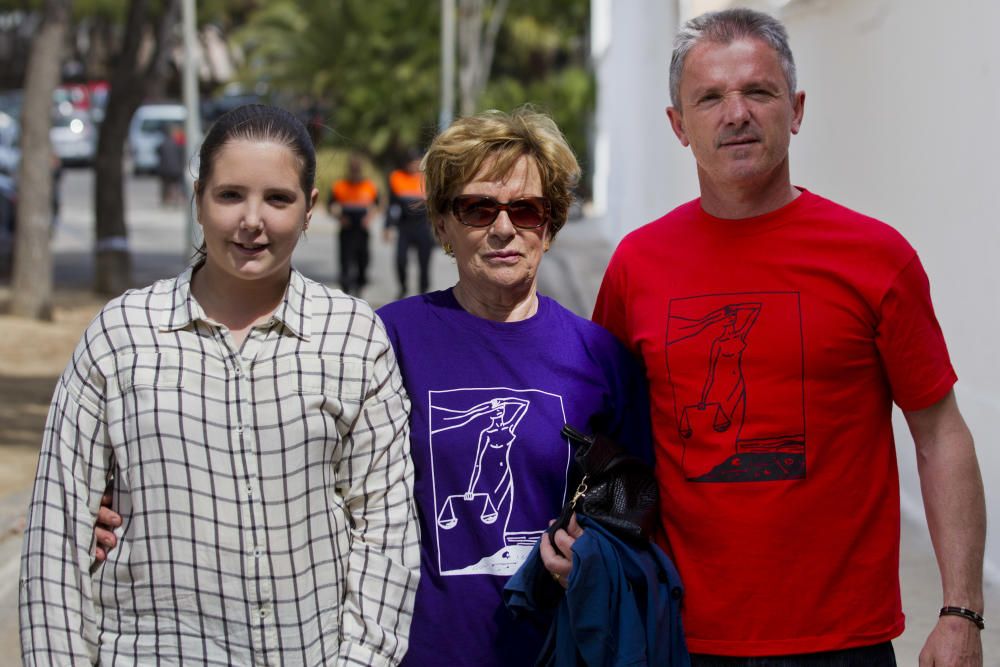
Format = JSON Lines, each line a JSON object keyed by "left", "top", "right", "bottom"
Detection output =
{"left": 503, "top": 515, "right": 691, "bottom": 666}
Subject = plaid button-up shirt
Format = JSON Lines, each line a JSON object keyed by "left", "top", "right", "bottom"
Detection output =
{"left": 19, "top": 267, "right": 419, "bottom": 666}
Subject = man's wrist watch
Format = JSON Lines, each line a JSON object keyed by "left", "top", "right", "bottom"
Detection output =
{"left": 939, "top": 606, "right": 985, "bottom": 630}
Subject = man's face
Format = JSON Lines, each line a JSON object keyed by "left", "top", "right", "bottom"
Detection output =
{"left": 667, "top": 37, "right": 804, "bottom": 191}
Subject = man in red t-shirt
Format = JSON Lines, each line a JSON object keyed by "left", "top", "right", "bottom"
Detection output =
{"left": 556, "top": 7, "right": 984, "bottom": 666}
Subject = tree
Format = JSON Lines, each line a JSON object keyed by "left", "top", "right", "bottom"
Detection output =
{"left": 231, "top": 0, "right": 593, "bottom": 171}
{"left": 480, "top": 4, "right": 595, "bottom": 188}
{"left": 92, "top": 0, "right": 179, "bottom": 295}
{"left": 10, "top": 0, "right": 70, "bottom": 320}
{"left": 232, "top": 0, "right": 440, "bottom": 167}
{"left": 457, "top": 0, "right": 509, "bottom": 116}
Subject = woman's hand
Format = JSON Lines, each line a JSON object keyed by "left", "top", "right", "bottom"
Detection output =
{"left": 94, "top": 491, "right": 122, "bottom": 562}
{"left": 539, "top": 513, "right": 584, "bottom": 589}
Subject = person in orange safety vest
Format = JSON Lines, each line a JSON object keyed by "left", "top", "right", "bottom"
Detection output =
{"left": 328, "top": 153, "right": 380, "bottom": 295}
{"left": 384, "top": 149, "right": 435, "bottom": 299}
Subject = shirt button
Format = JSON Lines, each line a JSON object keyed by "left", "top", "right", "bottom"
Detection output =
{"left": 253, "top": 546, "right": 263, "bottom": 557}
{"left": 671, "top": 586, "right": 683, "bottom": 600}
{"left": 259, "top": 608, "right": 269, "bottom": 618}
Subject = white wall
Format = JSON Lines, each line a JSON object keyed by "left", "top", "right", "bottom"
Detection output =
{"left": 780, "top": 0, "right": 1000, "bottom": 582}
{"left": 594, "top": 0, "right": 1000, "bottom": 580}
{"left": 589, "top": 0, "right": 695, "bottom": 239}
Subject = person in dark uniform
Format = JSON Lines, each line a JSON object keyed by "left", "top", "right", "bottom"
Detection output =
{"left": 157, "top": 122, "right": 186, "bottom": 207}
{"left": 328, "top": 153, "right": 379, "bottom": 295}
{"left": 385, "top": 149, "right": 435, "bottom": 299}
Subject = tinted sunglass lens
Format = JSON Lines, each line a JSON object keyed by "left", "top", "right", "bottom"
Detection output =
{"left": 469, "top": 202, "right": 500, "bottom": 227}
{"left": 456, "top": 198, "right": 497, "bottom": 227}
{"left": 509, "top": 201, "right": 546, "bottom": 228}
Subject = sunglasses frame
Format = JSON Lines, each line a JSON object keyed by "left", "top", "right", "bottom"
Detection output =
{"left": 450, "top": 195, "right": 551, "bottom": 229}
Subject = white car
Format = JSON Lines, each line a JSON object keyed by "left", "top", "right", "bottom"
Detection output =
{"left": 128, "top": 103, "right": 186, "bottom": 175}
{"left": 50, "top": 110, "right": 98, "bottom": 166}
{"left": 0, "top": 110, "right": 18, "bottom": 175}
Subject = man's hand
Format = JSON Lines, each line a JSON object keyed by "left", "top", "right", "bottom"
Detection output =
{"left": 539, "top": 513, "right": 583, "bottom": 589}
{"left": 918, "top": 615, "right": 983, "bottom": 666}
{"left": 93, "top": 491, "right": 122, "bottom": 562}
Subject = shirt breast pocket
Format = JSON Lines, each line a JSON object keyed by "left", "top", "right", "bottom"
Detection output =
{"left": 277, "top": 356, "right": 367, "bottom": 435}
{"left": 111, "top": 352, "right": 185, "bottom": 480}
{"left": 116, "top": 352, "right": 183, "bottom": 391}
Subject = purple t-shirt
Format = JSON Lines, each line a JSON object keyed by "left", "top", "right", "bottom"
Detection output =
{"left": 377, "top": 289, "right": 650, "bottom": 667}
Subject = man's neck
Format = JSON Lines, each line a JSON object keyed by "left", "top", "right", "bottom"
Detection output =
{"left": 697, "top": 165, "right": 800, "bottom": 220}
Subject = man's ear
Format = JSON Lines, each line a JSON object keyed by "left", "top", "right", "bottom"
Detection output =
{"left": 791, "top": 90, "right": 805, "bottom": 135}
{"left": 666, "top": 106, "right": 690, "bottom": 147}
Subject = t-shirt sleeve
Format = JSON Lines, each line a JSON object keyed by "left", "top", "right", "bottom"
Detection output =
{"left": 592, "top": 247, "right": 631, "bottom": 349}
{"left": 876, "top": 254, "right": 957, "bottom": 411}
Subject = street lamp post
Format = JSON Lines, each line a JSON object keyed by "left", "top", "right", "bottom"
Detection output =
{"left": 440, "top": 0, "right": 456, "bottom": 131}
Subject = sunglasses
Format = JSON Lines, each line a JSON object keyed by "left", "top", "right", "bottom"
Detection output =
{"left": 451, "top": 195, "right": 551, "bottom": 229}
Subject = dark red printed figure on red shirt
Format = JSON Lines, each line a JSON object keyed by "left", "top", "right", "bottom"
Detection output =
{"left": 667, "top": 294, "right": 804, "bottom": 481}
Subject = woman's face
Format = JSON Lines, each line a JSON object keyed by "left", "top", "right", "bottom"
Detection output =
{"left": 436, "top": 154, "right": 549, "bottom": 302}
{"left": 196, "top": 139, "right": 318, "bottom": 286}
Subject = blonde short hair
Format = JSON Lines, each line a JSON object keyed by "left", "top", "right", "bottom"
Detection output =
{"left": 423, "top": 107, "right": 580, "bottom": 242}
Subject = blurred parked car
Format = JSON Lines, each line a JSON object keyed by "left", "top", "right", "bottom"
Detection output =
{"left": 0, "top": 172, "right": 15, "bottom": 236}
{"left": 128, "top": 103, "right": 187, "bottom": 175}
{"left": 0, "top": 110, "right": 19, "bottom": 175}
{"left": 0, "top": 89, "right": 24, "bottom": 119}
{"left": 53, "top": 83, "right": 90, "bottom": 116}
{"left": 50, "top": 110, "right": 97, "bottom": 167}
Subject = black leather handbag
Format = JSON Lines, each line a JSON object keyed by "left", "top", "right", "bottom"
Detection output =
{"left": 548, "top": 424, "right": 659, "bottom": 555}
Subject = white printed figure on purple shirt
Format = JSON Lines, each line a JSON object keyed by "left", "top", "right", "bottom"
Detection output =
{"left": 429, "top": 388, "right": 569, "bottom": 576}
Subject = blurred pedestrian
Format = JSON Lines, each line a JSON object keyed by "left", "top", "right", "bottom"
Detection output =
{"left": 385, "top": 148, "right": 435, "bottom": 299}
{"left": 328, "top": 152, "right": 379, "bottom": 295}
{"left": 156, "top": 121, "right": 186, "bottom": 207}
{"left": 19, "top": 104, "right": 420, "bottom": 665}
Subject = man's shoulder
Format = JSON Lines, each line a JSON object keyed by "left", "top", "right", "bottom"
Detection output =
{"left": 617, "top": 198, "right": 701, "bottom": 248}
{"left": 800, "top": 190, "right": 914, "bottom": 250}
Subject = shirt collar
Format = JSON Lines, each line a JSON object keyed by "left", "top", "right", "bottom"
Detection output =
{"left": 159, "top": 265, "right": 313, "bottom": 341}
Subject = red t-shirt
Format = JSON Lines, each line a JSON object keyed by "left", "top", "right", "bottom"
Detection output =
{"left": 593, "top": 189, "right": 956, "bottom": 656}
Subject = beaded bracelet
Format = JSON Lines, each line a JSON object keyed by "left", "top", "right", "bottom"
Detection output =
{"left": 939, "top": 606, "right": 985, "bottom": 630}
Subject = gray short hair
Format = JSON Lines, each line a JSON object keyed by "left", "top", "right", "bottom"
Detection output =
{"left": 669, "top": 8, "right": 797, "bottom": 108}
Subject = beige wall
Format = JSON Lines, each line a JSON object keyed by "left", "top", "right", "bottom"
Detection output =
{"left": 594, "top": 0, "right": 1000, "bottom": 580}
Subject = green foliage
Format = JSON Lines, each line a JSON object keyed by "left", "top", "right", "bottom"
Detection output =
{"left": 70, "top": 0, "right": 125, "bottom": 21}
{"left": 234, "top": 0, "right": 593, "bottom": 174}
{"left": 482, "top": 9, "right": 594, "bottom": 183}
{"left": 231, "top": 0, "right": 438, "bottom": 168}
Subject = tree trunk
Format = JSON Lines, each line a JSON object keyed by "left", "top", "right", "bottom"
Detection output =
{"left": 10, "top": 0, "right": 70, "bottom": 320}
{"left": 457, "top": 0, "right": 508, "bottom": 116}
{"left": 93, "top": 0, "right": 179, "bottom": 295}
